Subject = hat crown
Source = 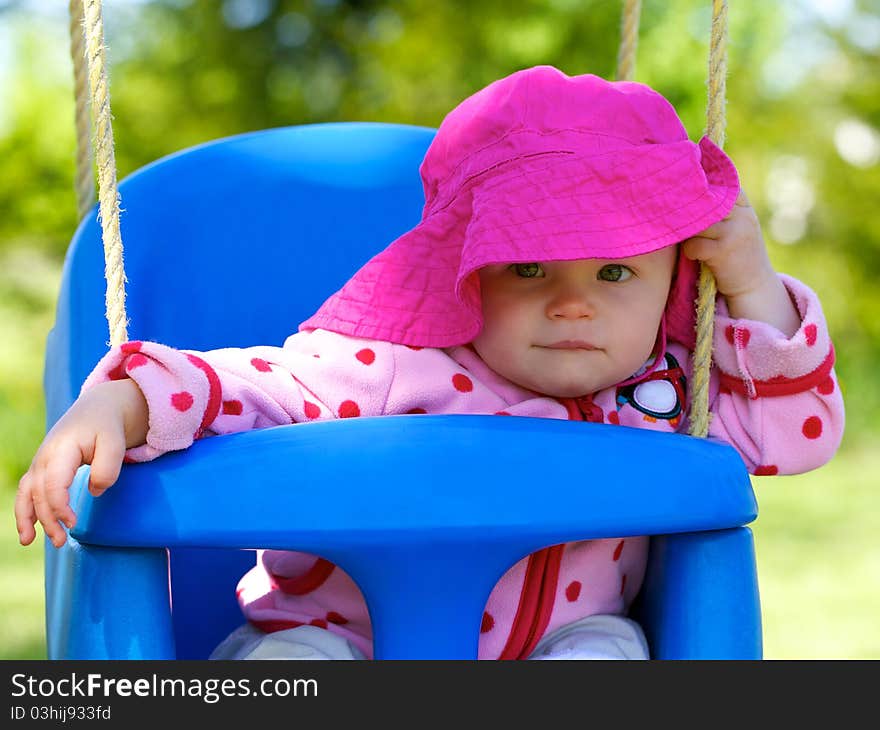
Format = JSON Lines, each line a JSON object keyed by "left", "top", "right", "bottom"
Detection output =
{"left": 301, "top": 65, "right": 739, "bottom": 353}
{"left": 421, "top": 66, "right": 690, "bottom": 206}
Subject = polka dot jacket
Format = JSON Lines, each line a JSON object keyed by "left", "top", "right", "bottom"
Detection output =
{"left": 82, "top": 273, "right": 844, "bottom": 659}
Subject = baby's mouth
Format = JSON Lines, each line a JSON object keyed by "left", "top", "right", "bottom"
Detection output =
{"left": 540, "top": 340, "right": 599, "bottom": 351}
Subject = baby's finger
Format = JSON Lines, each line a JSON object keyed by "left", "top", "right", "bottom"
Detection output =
{"left": 689, "top": 220, "right": 724, "bottom": 238}
{"left": 41, "top": 443, "right": 84, "bottom": 530}
{"left": 681, "top": 235, "right": 720, "bottom": 262}
{"left": 14, "top": 474, "right": 38, "bottom": 545}
{"left": 30, "top": 477, "right": 68, "bottom": 548}
{"left": 88, "top": 431, "right": 126, "bottom": 497}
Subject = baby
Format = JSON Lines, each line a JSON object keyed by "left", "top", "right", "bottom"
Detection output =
{"left": 16, "top": 66, "right": 844, "bottom": 660}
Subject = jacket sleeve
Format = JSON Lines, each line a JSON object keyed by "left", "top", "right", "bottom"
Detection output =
{"left": 703, "top": 273, "right": 845, "bottom": 475}
{"left": 80, "top": 329, "right": 396, "bottom": 462}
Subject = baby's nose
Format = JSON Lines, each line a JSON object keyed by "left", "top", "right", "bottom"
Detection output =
{"left": 546, "top": 284, "right": 596, "bottom": 319}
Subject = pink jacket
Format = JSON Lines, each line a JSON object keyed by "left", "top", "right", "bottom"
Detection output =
{"left": 83, "top": 274, "right": 844, "bottom": 659}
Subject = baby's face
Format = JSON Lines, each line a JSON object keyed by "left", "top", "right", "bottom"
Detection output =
{"left": 472, "top": 248, "right": 678, "bottom": 397}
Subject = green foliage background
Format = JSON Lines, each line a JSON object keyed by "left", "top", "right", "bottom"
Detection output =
{"left": 0, "top": 0, "right": 877, "bottom": 659}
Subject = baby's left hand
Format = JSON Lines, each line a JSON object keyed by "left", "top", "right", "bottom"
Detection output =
{"left": 682, "top": 189, "right": 776, "bottom": 300}
{"left": 683, "top": 188, "right": 801, "bottom": 336}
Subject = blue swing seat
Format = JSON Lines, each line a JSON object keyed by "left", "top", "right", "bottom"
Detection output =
{"left": 43, "top": 123, "right": 761, "bottom": 660}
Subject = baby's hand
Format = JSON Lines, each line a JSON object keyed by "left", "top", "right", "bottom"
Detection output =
{"left": 682, "top": 189, "right": 802, "bottom": 336}
{"left": 15, "top": 379, "right": 148, "bottom": 548}
{"left": 682, "top": 189, "right": 774, "bottom": 300}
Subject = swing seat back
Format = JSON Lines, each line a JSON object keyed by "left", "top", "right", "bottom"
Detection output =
{"left": 43, "top": 123, "right": 762, "bottom": 659}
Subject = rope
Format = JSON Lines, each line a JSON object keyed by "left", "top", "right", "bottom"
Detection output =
{"left": 615, "top": 0, "right": 728, "bottom": 438}
{"left": 688, "top": 0, "right": 728, "bottom": 438}
{"left": 68, "top": 0, "right": 94, "bottom": 221}
{"left": 75, "top": 0, "right": 129, "bottom": 346}
{"left": 616, "top": 0, "right": 641, "bottom": 81}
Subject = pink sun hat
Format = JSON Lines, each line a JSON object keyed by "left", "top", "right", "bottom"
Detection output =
{"left": 300, "top": 65, "right": 740, "bottom": 350}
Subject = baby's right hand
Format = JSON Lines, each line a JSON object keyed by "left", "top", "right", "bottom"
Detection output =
{"left": 15, "top": 379, "right": 148, "bottom": 548}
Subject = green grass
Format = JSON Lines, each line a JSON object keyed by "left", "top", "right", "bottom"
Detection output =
{"left": 0, "top": 245, "right": 877, "bottom": 660}
{"left": 751, "top": 445, "right": 880, "bottom": 659}
{"left": 0, "top": 245, "right": 56, "bottom": 660}
{"left": 0, "top": 509, "right": 46, "bottom": 659}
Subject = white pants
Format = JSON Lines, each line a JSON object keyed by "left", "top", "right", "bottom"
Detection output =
{"left": 209, "top": 623, "right": 367, "bottom": 660}
{"left": 527, "top": 615, "right": 649, "bottom": 660}
{"left": 209, "top": 615, "right": 649, "bottom": 660}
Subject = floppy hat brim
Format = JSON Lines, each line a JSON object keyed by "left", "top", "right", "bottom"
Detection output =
{"left": 300, "top": 192, "right": 482, "bottom": 345}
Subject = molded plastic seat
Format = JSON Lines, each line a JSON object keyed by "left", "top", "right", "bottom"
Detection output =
{"left": 43, "top": 123, "right": 762, "bottom": 659}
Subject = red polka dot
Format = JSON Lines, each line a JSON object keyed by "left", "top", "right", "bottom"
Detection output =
{"left": 171, "top": 392, "right": 194, "bottom": 412}
{"left": 406, "top": 345, "right": 423, "bottom": 351}
{"left": 304, "top": 401, "right": 321, "bottom": 419}
{"left": 121, "top": 341, "right": 143, "bottom": 355}
{"left": 126, "top": 353, "right": 148, "bottom": 370}
{"left": 724, "top": 325, "right": 735, "bottom": 345}
{"left": 251, "top": 358, "right": 272, "bottom": 372}
{"left": 309, "top": 618, "right": 328, "bottom": 629}
{"left": 356, "top": 348, "right": 376, "bottom": 365}
{"left": 326, "top": 612, "right": 348, "bottom": 625}
{"left": 565, "top": 581, "right": 581, "bottom": 602}
{"left": 804, "top": 324, "right": 818, "bottom": 346}
{"left": 452, "top": 373, "right": 473, "bottom": 392}
{"left": 754, "top": 465, "right": 779, "bottom": 476}
{"left": 613, "top": 540, "right": 624, "bottom": 561}
{"left": 802, "top": 416, "right": 823, "bottom": 439}
{"left": 222, "top": 400, "right": 243, "bottom": 416}
{"left": 254, "top": 618, "right": 307, "bottom": 633}
{"left": 480, "top": 612, "right": 495, "bottom": 633}
{"left": 107, "top": 361, "right": 128, "bottom": 381}
{"left": 607, "top": 411, "right": 620, "bottom": 425}
{"left": 339, "top": 400, "right": 360, "bottom": 418}
{"left": 407, "top": 408, "right": 427, "bottom": 414}
{"left": 620, "top": 574, "right": 627, "bottom": 596}
{"left": 817, "top": 377, "right": 835, "bottom": 395}
{"left": 253, "top": 619, "right": 305, "bottom": 633}
{"left": 494, "top": 411, "right": 512, "bottom": 416}
{"left": 312, "top": 354, "right": 321, "bottom": 359}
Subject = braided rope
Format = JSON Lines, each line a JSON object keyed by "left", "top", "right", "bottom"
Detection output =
{"left": 77, "top": 0, "right": 128, "bottom": 346}
{"left": 68, "top": 0, "right": 94, "bottom": 221}
{"left": 688, "top": 0, "right": 728, "bottom": 438}
{"left": 616, "top": 0, "right": 641, "bottom": 81}
{"left": 615, "top": 0, "right": 728, "bottom": 437}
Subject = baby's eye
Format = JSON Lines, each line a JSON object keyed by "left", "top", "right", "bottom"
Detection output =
{"left": 597, "top": 264, "right": 633, "bottom": 282}
{"left": 511, "top": 263, "right": 545, "bottom": 278}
